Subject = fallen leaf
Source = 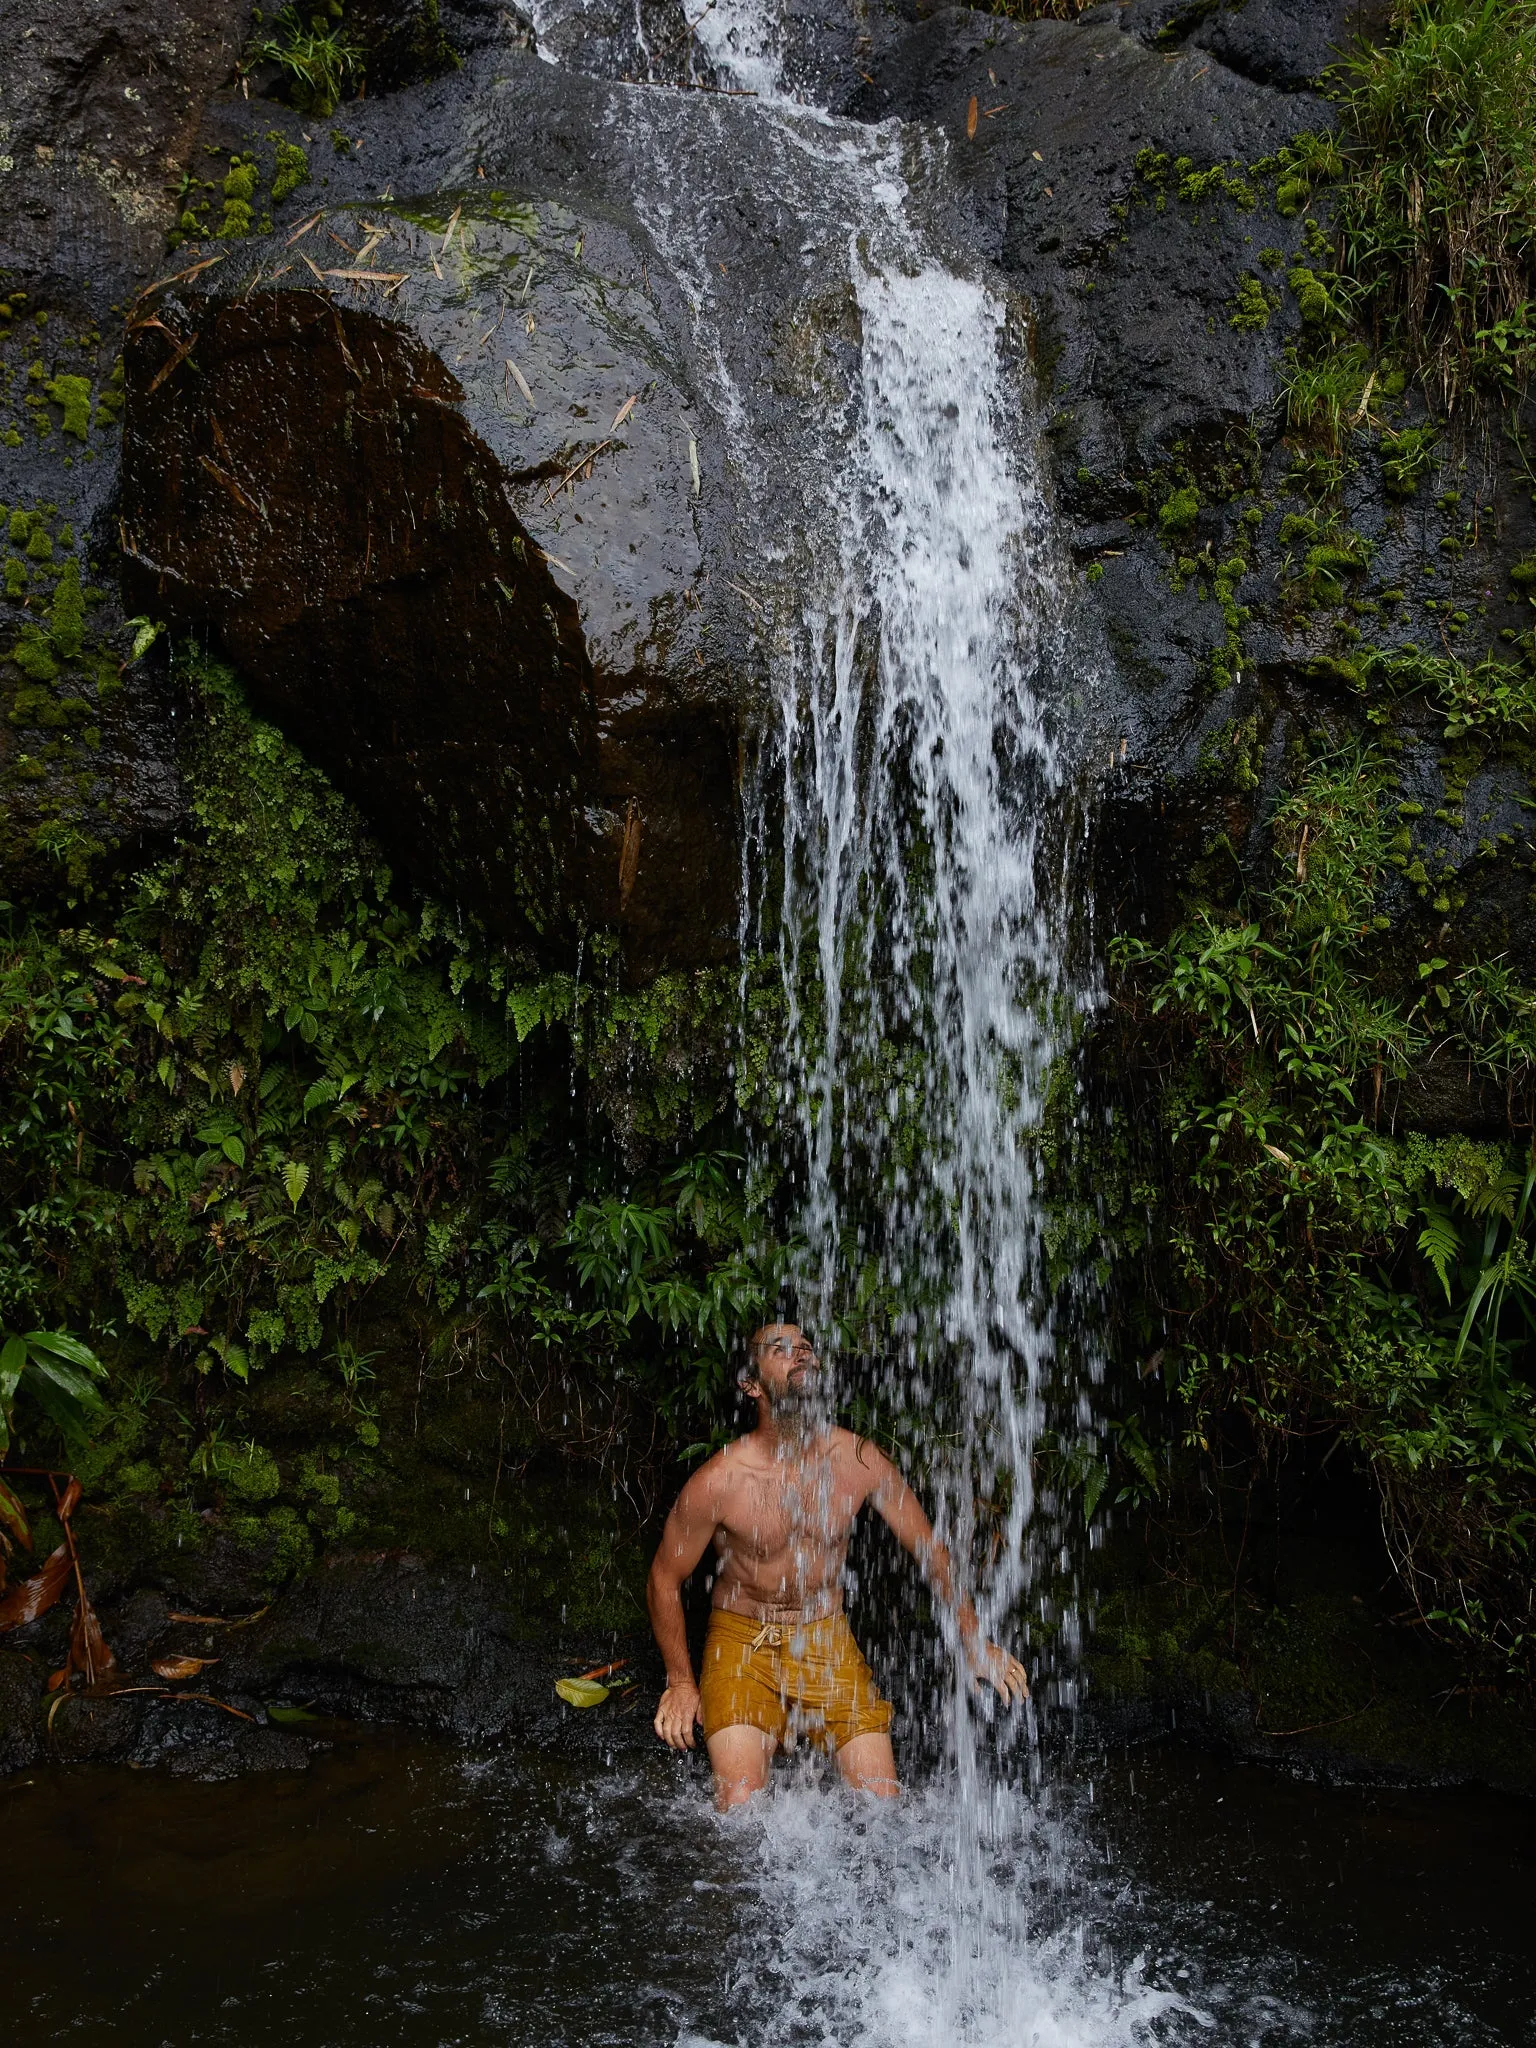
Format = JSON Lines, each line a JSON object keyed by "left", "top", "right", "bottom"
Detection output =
{"left": 966, "top": 94, "right": 978, "bottom": 139}
{"left": 167, "top": 1604, "right": 270, "bottom": 1628}
{"left": 266, "top": 1701, "right": 320, "bottom": 1723}
{"left": 611, "top": 392, "right": 639, "bottom": 431}
{"left": 0, "top": 1544, "right": 71, "bottom": 1630}
{"left": 571, "top": 1657, "right": 629, "bottom": 1684}
{"left": 618, "top": 803, "right": 642, "bottom": 909}
{"left": 66, "top": 1587, "right": 119, "bottom": 1691}
{"left": 506, "top": 358, "right": 534, "bottom": 405}
{"left": 555, "top": 1676, "right": 610, "bottom": 1709}
{"left": 152, "top": 1654, "right": 220, "bottom": 1680}
{"left": 228, "top": 1062, "right": 245, "bottom": 1095}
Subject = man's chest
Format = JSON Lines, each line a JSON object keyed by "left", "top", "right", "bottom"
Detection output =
{"left": 716, "top": 1461, "right": 864, "bottom": 1555}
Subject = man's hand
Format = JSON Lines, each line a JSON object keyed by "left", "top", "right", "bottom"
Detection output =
{"left": 970, "top": 1640, "right": 1029, "bottom": 1706}
{"left": 655, "top": 1678, "right": 703, "bottom": 1750}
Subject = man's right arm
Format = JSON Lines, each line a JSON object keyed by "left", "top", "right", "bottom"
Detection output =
{"left": 646, "top": 1461, "right": 722, "bottom": 1752}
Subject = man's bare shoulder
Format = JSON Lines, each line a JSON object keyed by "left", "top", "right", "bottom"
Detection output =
{"left": 832, "top": 1428, "right": 897, "bottom": 1492}
{"left": 684, "top": 1434, "right": 766, "bottom": 1497}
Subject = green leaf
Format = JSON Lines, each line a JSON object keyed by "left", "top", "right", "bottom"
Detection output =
{"left": 221, "top": 1134, "right": 247, "bottom": 1167}
{"left": 554, "top": 1676, "right": 609, "bottom": 1709}
{"left": 126, "top": 617, "right": 163, "bottom": 664}
{"left": 1418, "top": 1206, "right": 1461, "bottom": 1302}
{"left": 23, "top": 1330, "right": 105, "bottom": 1375}
{"left": 282, "top": 1159, "right": 311, "bottom": 1209}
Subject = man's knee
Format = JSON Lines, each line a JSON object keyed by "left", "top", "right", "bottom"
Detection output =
{"left": 707, "top": 1724, "right": 776, "bottom": 1808}
{"left": 836, "top": 1731, "right": 900, "bottom": 1798}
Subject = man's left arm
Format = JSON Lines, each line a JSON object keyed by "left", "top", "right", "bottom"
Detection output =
{"left": 862, "top": 1444, "right": 1029, "bottom": 1705}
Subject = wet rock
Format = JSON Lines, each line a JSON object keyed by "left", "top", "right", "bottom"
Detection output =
{"left": 0, "top": 0, "right": 250, "bottom": 309}
{"left": 124, "top": 41, "right": 909, "bottom": 976}
{"left": 0, "top": 1650, "right": 46, "bottom": 1773}
{"left": 120, "top": 208, "right": 742, "bottom": 971}
{"left": 47, "top": 1689, "right": 146, "bottom": 1761}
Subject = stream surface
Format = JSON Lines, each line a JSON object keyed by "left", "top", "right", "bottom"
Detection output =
{"left": 10, "top": 1732, "right": 1534, "bottom": 2044}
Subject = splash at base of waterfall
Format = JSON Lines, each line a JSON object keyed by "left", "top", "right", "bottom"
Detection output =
{"left": 677, "top": 1778, "right": 1199, "bottom": 2048}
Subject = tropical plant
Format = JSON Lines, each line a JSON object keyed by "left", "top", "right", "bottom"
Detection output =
{"left": 0, "top": 1329, "right": 104, "bottom": 1457}
{"left": 1331, "top": 0, "right": 1536, "bottom": 401}
{"left": 249, "top": 6, "right": 363, "bottom": 116}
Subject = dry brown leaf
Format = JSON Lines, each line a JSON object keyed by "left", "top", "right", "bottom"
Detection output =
{"left": 618, "top": 803, "right": 642, "bottom": 909}
{"left": 73, "top": 1589, "right": 118, "bottom": 1687}
{"left": 152, "top": 1653, "right": 220, "bottom": 1681}
{"left": 167, "top": 1603, "right": 271, "bottom": 1629}
{"left": 966, "top": 94, "right": 978, "bottom": 139}
{"left": 0, "top": 1543, "right": 71, "bottom": 1631}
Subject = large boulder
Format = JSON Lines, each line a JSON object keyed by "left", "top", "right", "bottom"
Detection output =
{"left": 119, "top": 191, "right": 745, "bottom": 972}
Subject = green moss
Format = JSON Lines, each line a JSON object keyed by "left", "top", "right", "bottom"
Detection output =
{"left": 44, "top": 373, "right": 92, "bottom": 440}
{"left": 218, "top": 157, "right": 259, "bottom": 239}
{"left": 1381, "top": 422, "right": 1437, "bottom": 496}
{"left": 10, "top": 629, "right": 59, "bottom": 685}
{"left": 1230, "top": 273, "right": 1279, "bottom": 332}
{"left": 1158, "top": 485, "right": 1201, "bottom": 537}
{"left": 47, "top": 560, "right": 85, "bottom": 661}
{"left": 1288, "top": 264, "right": 1347, "bottom": 329}
{"left": 269, "top": 137, "right": 310, "bottom": 205}
{"left": 25, "top": 525, "right": 53, "bottom": 564}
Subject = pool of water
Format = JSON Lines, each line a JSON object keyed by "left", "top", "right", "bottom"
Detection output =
{"left": 7, "top": 1732, "right": 1533, "bottom": 2044}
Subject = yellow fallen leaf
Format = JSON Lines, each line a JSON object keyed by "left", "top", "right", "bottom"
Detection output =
{"left": 152, "top": 1654, "right": 220, "bottom": 1680}
{"left": 555, "top": 1676, "right": 610, "bottom": 1709}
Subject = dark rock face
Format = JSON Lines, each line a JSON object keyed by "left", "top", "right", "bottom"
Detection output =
{"left": 860, "top": 3, "right": 1536, "bottom": 1010}
{"left": 121, "top": 290, "right": 601, "bottom": 954}
{"left": 0, "top": 2, "right": 255, "bottom": 898}
{"left": 118, "top": 199, "right": 745, "bottom": 970}
{"left": 0, "top": 1557, "right": 665, "bottom": 1776}
{"left": 0, "top": 0, "right": 250, "bottom": 308}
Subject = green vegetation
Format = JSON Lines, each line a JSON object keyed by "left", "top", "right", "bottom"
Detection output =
{"left": 249, "top": 7, "right": 362, "bottom": 118}
{"left": 1106, "top": 746, "right": 1536, "bottom": 1672}
{"left": 1230, "top": 274, "right": 1280, "bottom": 332}
{"left": 1331, "top": 0, "right": 1536, "bottom": 402}
{"left": 245, "top": 0, "right": 459, "bottom": 115}
{"left": 0, "top": 656, "right": 778, "bottom": 1598}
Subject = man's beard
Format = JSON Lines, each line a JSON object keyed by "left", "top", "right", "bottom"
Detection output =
{"left": 768, "top": 1370, "right": 832, "bottom": 1434}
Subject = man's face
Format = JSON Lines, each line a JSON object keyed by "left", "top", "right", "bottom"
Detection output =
{"left": 747, "top": 1324, "right": 821, "bottom": 1410}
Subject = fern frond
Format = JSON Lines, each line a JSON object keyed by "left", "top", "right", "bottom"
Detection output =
{"left": 1418, "top": 1206, "right": 1461, "bottom": 1303}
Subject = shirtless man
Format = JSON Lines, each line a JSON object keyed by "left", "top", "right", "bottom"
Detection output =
{"left": 647, "top": 1321, "right": 1030, "bottom": 1807}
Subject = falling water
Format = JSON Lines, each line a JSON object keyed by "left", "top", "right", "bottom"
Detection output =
{"left": 532, "top": 3, "right": 1128, "bottom": 2036}
{"left": 686, "top": 5, "right": 1087, "bottom": 1761}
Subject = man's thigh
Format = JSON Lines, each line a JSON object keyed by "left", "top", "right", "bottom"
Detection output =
{"left": 835, "top": 1731, "right": 899, "bottom": 1798}
{"left": 706, "top": 1723, "right": 777, "bottom": 1809}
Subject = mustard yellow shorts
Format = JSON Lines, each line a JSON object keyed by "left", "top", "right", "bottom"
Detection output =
{"left": 698, "top": 1607, "right": 893, "bottom": 1752}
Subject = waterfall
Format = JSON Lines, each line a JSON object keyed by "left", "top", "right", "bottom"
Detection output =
{"left": 528, "top": 7, "right": 1139, "bottom": 2037}
{"left": 675, "top": 11, "right": 1090, "bottom": 1766}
